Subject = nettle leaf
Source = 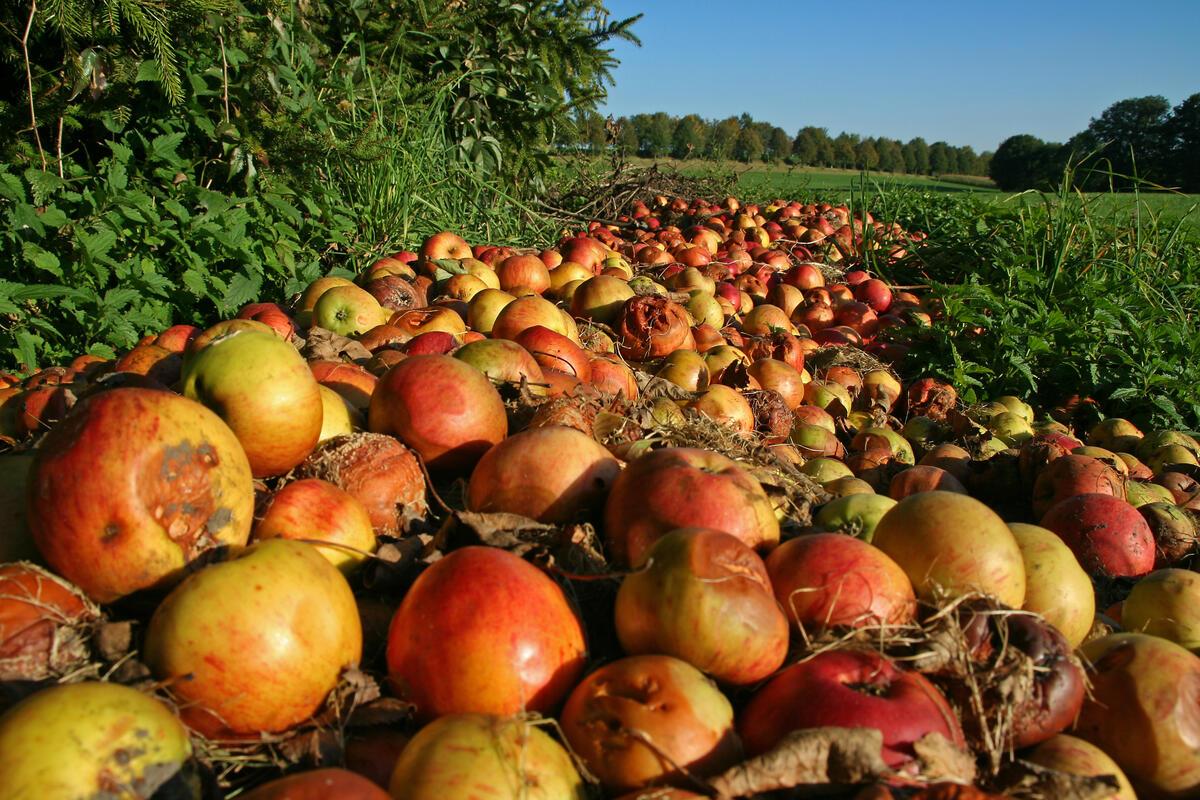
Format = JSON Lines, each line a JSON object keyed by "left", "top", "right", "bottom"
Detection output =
{"left": 223, "top": 271, "right": 263, "bottom": 311}
{"left": 0, "top": 172, "right": 26, "bottom": 202}
{"left": 109, "top": 140, "right": 134, "bottom": 164}
{"left": 77, "top": 228, "right": 118, "bottom": 263}
{"left": 103, "top": 288, "right": 141, "bottom": 310}
{"left": 24, "top": 169, "right": 66, "bottom": 204}
{"left": 181, "top": 269, "right": 208, "bottom": 296}
{"left": 149, "top": 133, "right": 186, "bottom": 165}
{"left": 22, "top": 243, "right": 62, "bottom": 278}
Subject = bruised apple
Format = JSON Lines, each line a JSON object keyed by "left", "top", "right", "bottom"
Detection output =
{"left": 614, "top": 528, "right": 788, "bottom": 685}
{"left": 560, "top": 655, "right": 741, "bottom": 793}
{"left": 1074, "top": 633, "right": 1200, "bottom": 797}
{"left": 389, "top": 714, "right": 585, "bottom": 800}
{"left": 604, "top": 447, "right": 780, "bottom": 566}
{"left": 144, "top": 540, "right": 361, "bottom": 736}
{"left": 0, "top": 682, "right": 193, "bottom": 800}
{"left": 27, "top": 388, "right": 254, "bottom": 603}
{"left": 386, "top": 546, "right": 586, "bottom": 719}
{"left": 871, "top": 492, "right": 1026, "bottom": 608}
{"left": 467, "top": 426, "right": 619, "bottom": 523}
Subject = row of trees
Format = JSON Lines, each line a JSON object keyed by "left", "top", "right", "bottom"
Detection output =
{"left": 989, "top": 95, "right": 1200, "bottom": 192}
{"left": 565, "top": 111, "right": 993, "bottom": 176}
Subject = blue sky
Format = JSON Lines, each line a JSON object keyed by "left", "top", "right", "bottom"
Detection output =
{"left": 597, "top": 0, "right": 1200, "bottom": 153}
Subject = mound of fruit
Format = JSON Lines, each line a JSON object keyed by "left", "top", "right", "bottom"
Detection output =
{"left": 0, "top": 195, "right": 1197, "bottom": 799}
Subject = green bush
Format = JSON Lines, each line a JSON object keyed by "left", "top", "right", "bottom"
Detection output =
{"left": 0, "top": 0, "right": 638, "bottom": 370}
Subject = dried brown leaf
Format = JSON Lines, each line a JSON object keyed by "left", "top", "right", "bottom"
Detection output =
{"left": 302, "top": 327, "right": 372, "bottom": 363}
{"left": 709, "top": 727, "right": 888, "bottom": 798}
{"left": 912, "top": 732, "right": 977, "bottom": 785}
{"left": 994, "top": 760, "right": 1122, "bottom": 800}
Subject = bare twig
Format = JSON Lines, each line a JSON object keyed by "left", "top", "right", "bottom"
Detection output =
{"left": 21, "top": 0, "right": 47, "bottom": 170}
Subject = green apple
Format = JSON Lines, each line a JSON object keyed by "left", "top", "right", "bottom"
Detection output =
{"left": 182, "top": 329, "right": 322, "bottom": 477}
{"left": 313, "top": 284, "right": 388, "bottom": 336}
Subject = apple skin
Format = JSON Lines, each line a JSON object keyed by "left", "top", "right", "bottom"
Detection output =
{"left": 419, "top": 231, "right": 472, "bottom": 261}
{"left": 316, "top": 384, "right": 358, "bottom": 442}
{"left": 514, "top": 325, "right": 592, "bottom": 382}
{"left": 570, "top": 275, "right": 635, "bottom": 324}
{"left": 297, "top": 433, "right": 427, "bottom": 535}
{"left": 738, "top": 649, "right": 964, "bottom": 768}
{"left": 237, "top": 301, "right": 295, "bottom": 339}
{"left": 765, "top": 532, "right": 916, "bottom": 631}
{"left": 604, "top": 447, "right": 781, "bottom": 567}
{"left": 0, "top": 682, "right": 192, "bottom": 800}
{"left": 453, "top": 338, "right": 547, "bottom": 393}
{"left": 1031, "top": 454, "right": 1125, "bottom": 519}
{"left": 1009, "top": 523, "right": 1095, "bottom": 648}
{"left": 490, "top": 295, "right": 572, "bottom": 341}
{"left": 614, "top": 528, "right": 788, "bottom": 685}
{"left": 312, "top": 284, "right": 389, "bottom": 337}
{"left": 386, "top": 546, "right": 586, "bottom": 720}
{"left": 252, "top": 478, "right": 376, "bottom": 574}
{"left": 467, "top": 426, "right": 619, "bottom": 523}
{"left": 496, "top": 254, "right": 552, "bottom": 295}
{"left": 308, "top": 360, "right": 378, "bottom": 412}
{"left": 182, "top": 329, "right": 323, "bottom": 478}
{"left": 27, "top": 388, "right": 254, "bottom": 603}
{"left": 1039, "top": 493, "right": 1155, "bottom": 578}
{"left": 1122, "top": 569, "right": 1200, "bottom": 651}
{"left": 388, "top": 714, "right": 586, "bottom": 800}
{"left": 1027, "top": 734, "right": 1136, "bottom": 800}
{"left": 368, "top": 355, "right": 507, "bottom": 473}
{"left": 813, "top": 494, "right": 896, "bottom": 542}
{"left": 144, "top": 539, "right": 362, "bottom": 737}
{"left": 1074, "top": 633, "right": 1200, "bottom": 798}
{"left": 239, "top": 768, "right": 390, "bottom": 800}
{"left": 871, "top": 491, "right": 1026, "bottom": 609}
{"left": 560, "top": 655, "right": 741, "bottom": 793}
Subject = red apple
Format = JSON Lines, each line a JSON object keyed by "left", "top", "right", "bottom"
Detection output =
{"left": 738, "top": 649, "right": 964, "bottom": 768}
{"left": 252, "top": 478, "right": 377, "bottom": 573}
{"left": 1039, "top": 493, "right": 1154, "bottom": 578}
{"left": 614, "top": 528, "right": 788, "bottom": 685}
{"left": 369, "top": 355, "right": 507, "bottom": 473}
{"left": 386, "top": 546, "right": 586, "bottom": 719}
{"left": 239, "top": 769, "right": 390, "bottom": 800}
{"left": 419, "top": 231, "right": 472, "bottom": 261}
{"left": 604, "top": 447, "right": 780, "bottom": 567}
{"left": 467, "top": 426, "right": 620, "bottom": 523}
{"left": 514, "top": 325, "right": 592, "bottom": 382}
{"left": 766, "top": 532, "right": 916, "bottom": 631}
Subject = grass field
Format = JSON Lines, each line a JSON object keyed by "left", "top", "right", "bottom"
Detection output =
{"left": 625, "top": 157, "right": 1200, "bottom": 230}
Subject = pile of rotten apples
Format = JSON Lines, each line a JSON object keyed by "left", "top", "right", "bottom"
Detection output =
{"left": 0, "top": 195, "right": 1198, "bottom": 800}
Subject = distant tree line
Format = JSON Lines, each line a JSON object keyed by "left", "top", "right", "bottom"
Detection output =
{"left": 989, "top": 94, "right": 1200, "bottom": 192}
{"left": 562, "top": 111, "right": 993, "bottom": 176}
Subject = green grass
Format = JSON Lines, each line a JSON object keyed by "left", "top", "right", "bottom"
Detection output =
{"left": 624, "top": 157, "right": 1200, "bottom": 232}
